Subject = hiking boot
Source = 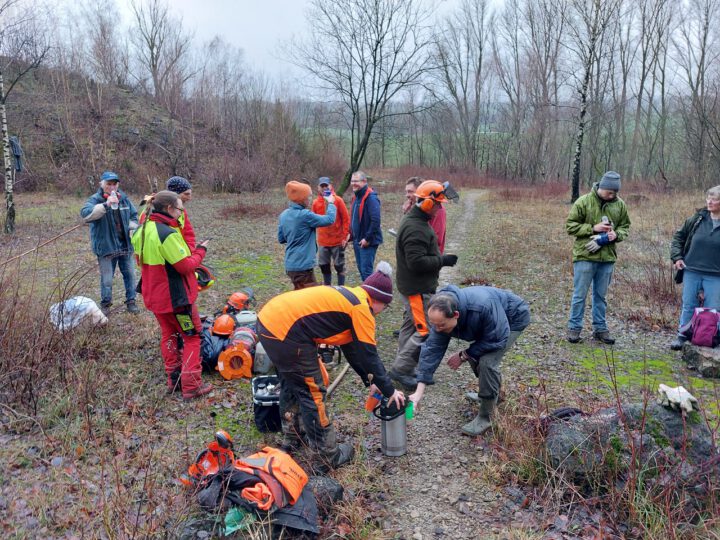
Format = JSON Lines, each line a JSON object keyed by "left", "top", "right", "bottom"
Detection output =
{"left": 332, "top": 442, "right": 355, "bottom": 469}
{"left": 567, "top": 328, "right": 582, "bottom": 343}
{"left": 182, "top": 383, "right": 213, "bottom": 401}
{"left": 593, "top": 331, "right": 616, "bottom": 345}
{"left": 100, "top": 302, "right": 112, "bottom": 316}
{"left": 670, "top": 337, "right": 688, "bottom": 351}
{"left": 167, "top": 370, "right": 182, "bottom": 394}
{"left": 388, "top": 369, "right": 417, "bottom": 391}
{"left": 461, "top": 398, "right": 496, "bottom": 436}
{"left": 126, "top": 300, "right": 140, "bottom": 314}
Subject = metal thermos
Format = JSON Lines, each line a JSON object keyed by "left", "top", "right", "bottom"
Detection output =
{"left": 373, "top": 399, "right": 407, "bottom": 457}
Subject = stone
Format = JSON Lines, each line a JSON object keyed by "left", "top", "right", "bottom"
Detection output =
{"left": 682, "top": 343, "right": 720, "bottom": 378}
{"left": 545, "top": 403, "right": 715, "bottom": 479}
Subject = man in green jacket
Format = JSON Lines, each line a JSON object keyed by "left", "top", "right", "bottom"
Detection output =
{"left": 388, "top": 180, "right": 458, "bottom": 390}
{"left": 566, "top": 171, "right": 631, "bottom": 344}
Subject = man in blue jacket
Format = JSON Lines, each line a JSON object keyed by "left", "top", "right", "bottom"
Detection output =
{"left": 279, "top": 180, "right": 337, "bottom": 289}
{"left": 80, "top": 171, "right": 139, "bottom": 314}
{"left": 409, "top": 285, "right": 530, "bottom": 436}
{"left": 349, "top": 171, "right": 382, "bottom": 280}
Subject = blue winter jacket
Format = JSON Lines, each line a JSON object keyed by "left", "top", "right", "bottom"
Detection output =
{"left": 278, "top": 202, "right": 337, "bottom": 271}
{"left": 350, "top": 185, "right": 383, "bottom": 246}
{"left": 416, "top": 285, "right": 531, "bottom": 384}
{"left": 80, "top": 188, "right": 138, "bottom": 257}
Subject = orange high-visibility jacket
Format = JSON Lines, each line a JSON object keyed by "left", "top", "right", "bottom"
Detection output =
{"left": 258, "top": 285, "right": 395, "bottom": 397}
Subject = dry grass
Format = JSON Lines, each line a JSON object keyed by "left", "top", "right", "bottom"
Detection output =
{"left": 0, "top": 184, "right": 718, "bottom": 538}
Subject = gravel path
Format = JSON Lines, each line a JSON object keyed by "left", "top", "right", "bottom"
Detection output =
{"left": 377, "top": 192, "right": 516, "bottom": 539}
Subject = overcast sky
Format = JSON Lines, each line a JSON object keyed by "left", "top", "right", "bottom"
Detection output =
{"left": 113, "top": 0, "right": 459, "bottom": 82}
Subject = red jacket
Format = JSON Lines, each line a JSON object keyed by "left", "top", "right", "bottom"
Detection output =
{"left": 312, "top": 192, "right": 350, "bottom": 247}
{"left": 429, "top": 206, "right": 447, "bottom": 254}
{"left": 131, "top": 213, "right": 206, "bottom": 313}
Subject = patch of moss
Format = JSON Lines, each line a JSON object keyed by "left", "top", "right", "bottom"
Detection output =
{"left": 646, "top": 418, "right": 670, "bottom": 448}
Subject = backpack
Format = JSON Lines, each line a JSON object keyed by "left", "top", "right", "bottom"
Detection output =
{"left": 690, "top": 308, "right": 720, "bottom": 347}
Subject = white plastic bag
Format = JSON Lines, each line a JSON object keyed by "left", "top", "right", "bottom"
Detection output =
{"left": 49, "top": 296, "right": 108, "bottom": 331}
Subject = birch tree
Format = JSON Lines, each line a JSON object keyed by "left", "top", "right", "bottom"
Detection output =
{"left": 1, "top": 0, "right": 48, "bottom": 233}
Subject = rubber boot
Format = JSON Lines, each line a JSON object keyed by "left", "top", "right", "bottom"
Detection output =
{"left": 461, "top": 397, "right": 496, "bottom": 436}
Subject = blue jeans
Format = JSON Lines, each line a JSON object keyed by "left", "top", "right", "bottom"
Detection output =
{"left": 353, "top": 242, "right": 378, "bottom": 281}
{"left": 98, "top": 253, "right": 137, "bottom": 306}
{"left": 678, "top": 270, "right": 720, "bottom": 329}
{"left": 568, "top": 261, "right": 614, "bottom": 332}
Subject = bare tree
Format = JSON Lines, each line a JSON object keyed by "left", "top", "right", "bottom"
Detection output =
{"left": 673, "top": 0, "right": 720, "bottom": 185}
{"left": 130, "top": 0, "right": 194, "bottom": 115}
{"left": 81, "top": 0, "right": 130, "bottom": 87}
{"left": 291, "top": 0, "right": 431, "bottom": 193}
{"left": 1, "top": 0, "right": 49, "bottom": 234}
{"left": 564, "top": 0, "right": 622, "bottom": 201}
{"left": 431, "top": 0, "right": 492, "bottom": 169}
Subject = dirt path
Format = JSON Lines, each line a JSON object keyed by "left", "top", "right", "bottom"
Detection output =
{"left": 377, "top": 191, "right": 518, "bottom": 539}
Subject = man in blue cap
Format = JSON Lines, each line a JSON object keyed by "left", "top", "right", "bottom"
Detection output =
{"left": 81, "top": 171, "right": 140, "bottom": 314}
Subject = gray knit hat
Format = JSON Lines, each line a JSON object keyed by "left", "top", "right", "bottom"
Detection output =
{"left": 599, "top": 171, "right": 621, "bottom": 192}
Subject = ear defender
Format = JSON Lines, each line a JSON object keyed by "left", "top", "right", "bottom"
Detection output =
{"left": 417, "top": 197, "right": 435, "bottom": 213}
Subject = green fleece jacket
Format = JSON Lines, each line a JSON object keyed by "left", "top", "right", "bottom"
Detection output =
{"left": 566, "top": 184, "right": 631, "bottom": 262}
{"left": 395, "top": 206, "right": 442, "bottom": 296}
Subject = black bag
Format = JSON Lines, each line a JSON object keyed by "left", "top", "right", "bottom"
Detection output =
{"left": 252, "top": 376, "right": 282, "bottom": 432}
{"left": 674, "top": 268, "right": 684, "bottom": 284}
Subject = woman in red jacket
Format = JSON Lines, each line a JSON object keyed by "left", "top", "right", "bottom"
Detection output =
{"left": 131, "top": 191, "right": 212, "bottom": 399}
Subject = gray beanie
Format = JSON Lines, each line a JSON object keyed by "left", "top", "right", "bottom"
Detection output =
{"left": 599, "top": 171, "right": 621, "bottom": 192}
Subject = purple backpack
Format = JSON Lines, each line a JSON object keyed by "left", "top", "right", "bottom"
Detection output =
{"left": 690, "top": 308, "right": 720, "bottom": 348}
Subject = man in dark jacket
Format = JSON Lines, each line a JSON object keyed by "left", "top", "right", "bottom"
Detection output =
{"left": 80, "top": 171, "right": 139, "bottom": 314}
{"left": 409, "top": 285, "right": 530, "bottom": 436}
{"left": 349, "top": 171, "right": 382, "bottom": 280}
{"left": 388, "top": 180, "right": 458, "bottom": 390}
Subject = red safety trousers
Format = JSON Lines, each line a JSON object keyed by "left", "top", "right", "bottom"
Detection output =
{"left": 153, "top": 304, "right": 203, "bottom": 396}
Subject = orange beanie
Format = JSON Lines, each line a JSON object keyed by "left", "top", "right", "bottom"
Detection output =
{"left": 285, "top": 181, "right": 312, "bottom": 204}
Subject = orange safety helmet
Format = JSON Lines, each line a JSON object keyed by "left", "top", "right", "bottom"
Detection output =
{"left": 415, "top": 180, "right": 449, "bottom": 213}
{"left": 224, "top": 290, "right": 253, "bottom": 313}
{"left": 211, "top": 314, "right": 236, "bottom": 336}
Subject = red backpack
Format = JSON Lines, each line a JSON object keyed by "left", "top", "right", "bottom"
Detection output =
{"left": 690, "top": 308, "right": 720, "bottom": 348}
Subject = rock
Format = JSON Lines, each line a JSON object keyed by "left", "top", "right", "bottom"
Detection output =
{"left": 544, "top": 402, "right": 717, "bottom": 505}
{"left": 307, "top": 475, "right": 344, "bottom": 517}
{"left": 682, "top": 343, "right": 720, "bottom": 378}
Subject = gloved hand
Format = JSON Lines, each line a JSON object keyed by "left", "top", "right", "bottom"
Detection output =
{"left": 657, "top": 384, "right": 699, "bottom": 413}
{"left": 324, "top": 194, "right": 335, "bottom": 204}
{"left": 442, "top": 254, "right": 458, "bottom": 267}
{"left": 585, "top": 233, "right": 610, "bottom": 253}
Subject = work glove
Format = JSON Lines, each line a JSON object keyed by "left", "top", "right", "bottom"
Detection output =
{"left": 442, "top": 254, "right": 458, "bottom": 267}
{"left": 585, "top": 233, "right": 610, "bottom": 253}
{"left": 657, "top": 384, "right": 699, "bottom": 413}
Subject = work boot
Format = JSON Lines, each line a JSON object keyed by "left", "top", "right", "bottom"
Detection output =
{"left": 182, "top": 383, "right": 213, "bottom": 401}
{"left": 567, "top": 328, "right": 582, "bottom": 343}
{"left": 126, "top": 300, "right": 140, "bottom": 314}
{"left": 167, "top": 370, "right": 182, "bottom": 394}
{"left": 670, "top": 336, "right": 688, "bottom": 351}
{"left": 593, "top": 330, "right": 616, "bottom": 345}
{"left": 332, "top": 442, "right": 355, "bottom": 468}
{"left": 461, "top": 397, "right": 496, "bottom": 436}
{"left": 388, "top": 369, "right": 417, "bottom": 391}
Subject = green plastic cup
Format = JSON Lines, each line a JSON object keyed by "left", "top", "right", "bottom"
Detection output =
{"left": 405, "top": 400, "right": 414, "bottom": 420}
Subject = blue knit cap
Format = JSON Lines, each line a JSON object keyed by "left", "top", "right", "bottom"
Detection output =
{"left": 166, "top": 176, "right": 192, "bottom": 194}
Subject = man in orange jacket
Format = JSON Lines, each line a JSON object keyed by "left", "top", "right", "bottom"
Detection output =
{"left": 312, "top": 177, "right": 350, "bottom": 285}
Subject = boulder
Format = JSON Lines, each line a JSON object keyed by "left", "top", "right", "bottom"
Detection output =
{"left": 545, "top": 403, "right": 716, "bottom": 482}
{"left": 682, "top": 342, "right": 720, "bottom": 378}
